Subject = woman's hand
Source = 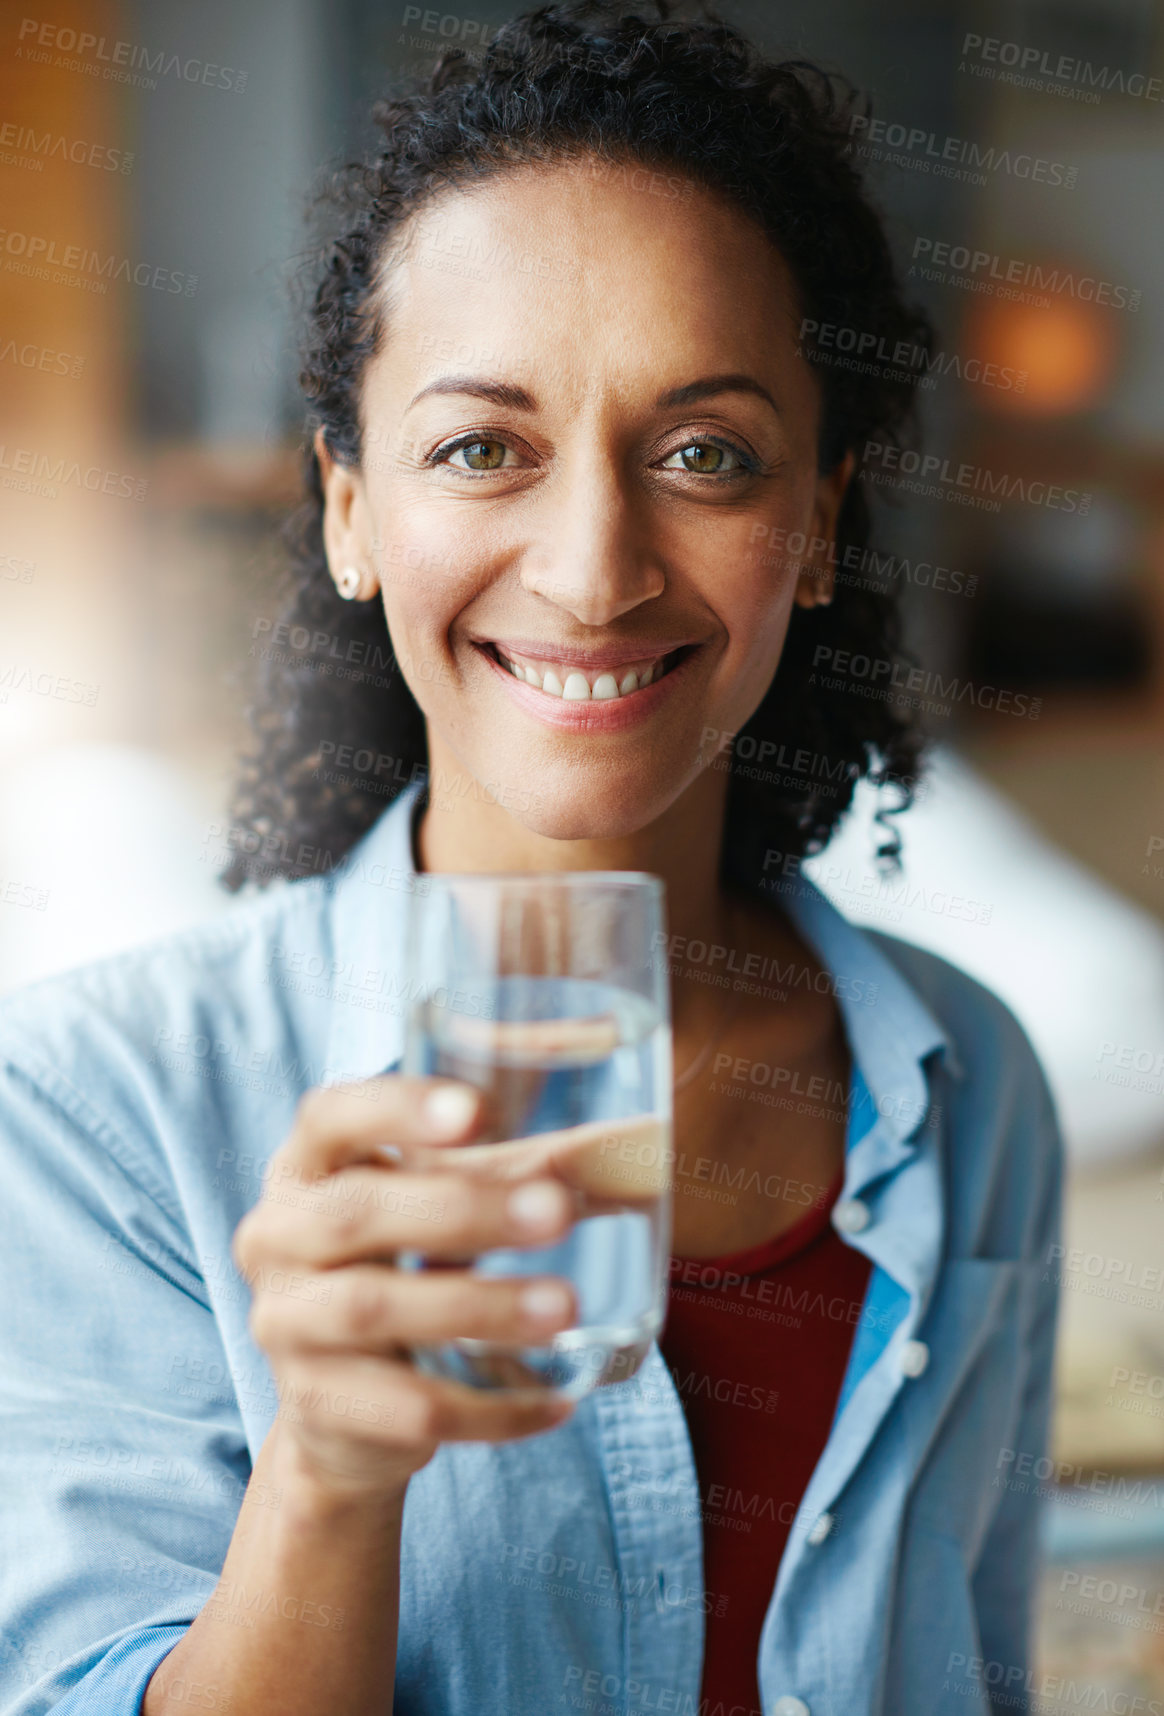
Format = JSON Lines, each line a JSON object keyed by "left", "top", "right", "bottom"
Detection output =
{"left": 232, "top": 1076, "right": 580, "bottom": 1503}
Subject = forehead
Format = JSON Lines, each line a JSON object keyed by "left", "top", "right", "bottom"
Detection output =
{"left": 375, "top": 158, "right": 806, "bottom": 385}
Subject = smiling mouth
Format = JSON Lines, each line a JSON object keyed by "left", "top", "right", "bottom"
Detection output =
{"left": 477, "top": 642, "right": 694, "bottom": 701}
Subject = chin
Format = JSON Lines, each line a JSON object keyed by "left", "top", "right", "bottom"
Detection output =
{"left": 501, "top": 765, "right": 691, "bottom": 846}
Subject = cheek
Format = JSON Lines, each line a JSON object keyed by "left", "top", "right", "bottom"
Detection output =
{"left": 735, "top": 608, "right": 794, "bottom": 705}
{"left": 722, "top": 553, "right": 798, "bottom": 654}
{"left": 369, "top": 496, "right": 485, "bottom": 650}
{"left": 706, "top": 566, "right": 797, "bottom": 727}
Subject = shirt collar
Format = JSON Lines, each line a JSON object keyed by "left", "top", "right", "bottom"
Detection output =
{"left": 720, "top": 808, "right": 962, "bottom": 1185}
{"left": 323, "top": 780, "right": 427, "bottom": 1084}
{"left": 324, "top": 779, "right": 960, "bottom": 1187}
{"left": 772, "top": 870, "right": 960, "bottom": 1185}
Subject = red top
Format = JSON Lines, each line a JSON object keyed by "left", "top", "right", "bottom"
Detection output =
{"left": 658, "top": 1174, "right": 872, "bottom": 1714}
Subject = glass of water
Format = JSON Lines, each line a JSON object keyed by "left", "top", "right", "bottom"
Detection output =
{"left": 397, "top": 873, "right": 672, "bottom": 1400}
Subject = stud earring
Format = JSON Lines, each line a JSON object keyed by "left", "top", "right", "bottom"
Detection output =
{"left": 336, "top": 565, "right": 362, "bottom": 600}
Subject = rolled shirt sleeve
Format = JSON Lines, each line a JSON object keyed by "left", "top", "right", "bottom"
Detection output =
{"left": 0, "top": 1051, "right": 250, "bottom": 1715}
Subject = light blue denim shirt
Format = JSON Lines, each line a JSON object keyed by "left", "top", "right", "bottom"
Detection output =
{"left": 0, "top": 780, "right": 1061, "bottom": 1716}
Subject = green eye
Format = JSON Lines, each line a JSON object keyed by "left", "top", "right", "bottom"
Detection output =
{"left": 452, "top": 439, "right": 509, "bottom": 470}
{"left": 662, "top": 442, "right": 746, "bottom": 474}
{"left": 682, "top": 443, "right": 725, "bottom": 473}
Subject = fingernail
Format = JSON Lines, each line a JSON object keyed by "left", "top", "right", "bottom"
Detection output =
{"left": 520, "top": 1281, "right": 573, "bottom": 1323}
{"left": 508, "top": 1181, "right": 567, "bottom": 1232}
{"left": 422, "top": 1084, "right": 477, "bottom": 1136}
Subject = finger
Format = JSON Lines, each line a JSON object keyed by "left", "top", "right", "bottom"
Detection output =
{"left": 419, "top": 1015, "right": 626, "bottom": 1147}
{"left": 251, "top": 1265, "right": 578, "bottom": 1355}
{"left": 240, "top": 1169, "right": 575, "bottom": 1269}
{"left": 434, "top": 1013, "right": 621, "bottom": 1061}
{"left": 410, "top": 1111, "right": 670, "bottom": 1205}
{"left": 283, "top": 1077, "right": 483, "bottom": 1177}
{"left": 277, "top": 1352, "right": 575, "bottom": 1447}
{"left": 389, "top": 1366, "right": 578, "bottom": 1444}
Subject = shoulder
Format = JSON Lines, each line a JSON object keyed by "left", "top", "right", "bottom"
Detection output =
{"left": 869, "top": 930, "right": 1051, "bottom": 1097}
{"left": 0, "top": 876, "right": 338, "bottom": 1200}
{"left": 1, "top": 874, "right": 331, "bottom": 1070}
{"left": 867, "top": 930, "right": 1063, "bottom": 1253}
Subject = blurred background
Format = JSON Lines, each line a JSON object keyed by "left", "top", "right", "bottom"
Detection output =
{"left": 2, "top": 0, "right": 1164, "bottom": 1696}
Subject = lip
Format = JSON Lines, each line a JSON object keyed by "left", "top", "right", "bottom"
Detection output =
{"left": 473, "top": 639, "right": 702, "bottom": 732}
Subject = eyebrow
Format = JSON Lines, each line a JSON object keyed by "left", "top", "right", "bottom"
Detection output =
{"left": 656, "top": 373, "right": 779, "bottom": 414}
{"left": 407, "top": 376, "right": 538, "bottom": 412}
{"left": 405, "top": 371, "right": 780, "bottom": 416}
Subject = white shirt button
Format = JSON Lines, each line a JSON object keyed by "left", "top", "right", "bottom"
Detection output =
{"left": 771, "top": 1698, "right": 811, "bottom": 1716}
{"left": 900, "top": 1339, "right": 930, "bottom": 1378}
{"left": 832, "top": 1197, "right": 870, "bottom": 1234}
{"left": 806, "top": 1511, "right": 834, "bottom": 1546}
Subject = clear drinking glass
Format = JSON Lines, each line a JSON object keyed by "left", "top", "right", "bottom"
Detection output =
{"left": 397, "top": 873, "right": 672, "bottom": 1400}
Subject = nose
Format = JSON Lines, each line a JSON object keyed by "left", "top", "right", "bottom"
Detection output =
{"left": 519, "top": 452, "right": 665, "bottom": 626}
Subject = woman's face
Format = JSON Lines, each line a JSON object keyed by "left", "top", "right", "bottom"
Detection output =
{"left": 322, "top": 158, "right": 851, "bottom": 841}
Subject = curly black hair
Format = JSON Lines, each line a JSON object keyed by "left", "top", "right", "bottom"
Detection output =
{"left": 219, "top": 0, "right": 932, "bottom": 892}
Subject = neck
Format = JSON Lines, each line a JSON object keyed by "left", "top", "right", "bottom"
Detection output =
{"left": 414, "top": 731, "right": 732, "bottom": 953}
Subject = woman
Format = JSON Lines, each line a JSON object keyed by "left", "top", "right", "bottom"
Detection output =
{"left": 0, "top": 5, "right": 1061, "bottom": 1714}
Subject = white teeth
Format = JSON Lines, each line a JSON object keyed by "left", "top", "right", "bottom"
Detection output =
{"left": 495, "top": 648, "right": 674, "bottom": 698}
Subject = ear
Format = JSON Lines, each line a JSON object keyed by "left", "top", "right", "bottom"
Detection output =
{"left": 793, "top": 449, "right": 855, "bottom": 610}
{"left": 314, "top": 426, "right": 379, "bottom": 600}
